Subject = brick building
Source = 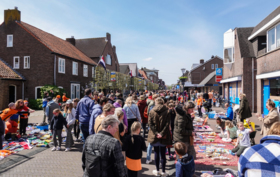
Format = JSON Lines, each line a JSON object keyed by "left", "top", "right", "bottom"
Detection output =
{"left": 0, "top": 8, "right": 97, "bottom": 109}
{"left": 142, "top": 67, "right": 159, "bottom": 84}
{"left": 74, "top": 33, "right": 120, "bottom": 72}
{"left": 188, "top": 56, "right": 223, "bottom": 93}
{"left": 220, "top": 27, "right": 257, "bottom": 112}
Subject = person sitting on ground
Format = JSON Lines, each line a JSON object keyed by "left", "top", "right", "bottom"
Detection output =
{"left": 238, "top": 122, "right": 280, "bottom": 177}
{"left": 232, "top": 121, "right": 254, "bottom": 157}
{"left": 216, "top": 117, "right": 226, "bottom": 138}
{"left": 82, "top": 116, "right": 127, "bottom": 177}
{"left": 224, "top": 103, "right": 233, "bottom": 121}
{"left": 225, "top": 120, "right": 237, "bottom": 140}
{"left": 256, "top": 99, "right": 280, "bottom": 136}
{"left": 175, "top": 142, "right": 195, "bottom": 177}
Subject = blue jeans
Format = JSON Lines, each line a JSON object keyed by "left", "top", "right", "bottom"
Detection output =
{"left": 146, "top": 143, "right": 153, "bottom": 161}
{"left": 79, "top": 123, "right": 89, "bottom": 143}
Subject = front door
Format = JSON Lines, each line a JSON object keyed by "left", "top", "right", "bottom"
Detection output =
{"left": 9, "top": 85, "right": 16, "bottom": 103}
{"left": 263, "top": 82, "right": 270, "bottom": 115}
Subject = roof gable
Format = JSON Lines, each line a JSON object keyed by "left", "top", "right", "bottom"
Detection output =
{"left": 0, "top": 58, "right": 25, "bottom": 80}
{"left": 237, "top": 28, "right": 255, "bottom": 58}
{"left": 75, "top": 38, "right": 107, "bottom": 58}
{"left": 190, "top": 56, "right": 223, "bottom": 73}
{"left": 17, "top": 22, "right": 96, "bottom": 65}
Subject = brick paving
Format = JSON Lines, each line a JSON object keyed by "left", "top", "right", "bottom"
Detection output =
{"left": 0, "top": 106, "right": 263, "bottom": 177}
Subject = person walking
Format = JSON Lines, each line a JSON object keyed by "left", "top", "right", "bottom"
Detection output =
{"left": 82, "top": 116, "right": 127, "bottom": 177}
{"left": 64, "top": 100, "right": 76, "bottom": 151}
{"left": 123, "top": 97, "right": 141, "bottom": 135}
{"left": 73, "top": 98, "right": 80, "bottom": 141}
{"left": 51, "top": 109, "right": 67, "bottom": 151}
{"left": 256, "top": 99, "right": 280, "bottom": 136}
{"left": 137, "top": 95, "right": 148, "bottom": 138}
{"left": 238, "top": 93, "right": 252, "bottom": 123}
{"left": 75, "top": 89, "right": 95, "bottom": 142}
{"left": 147, "top": 97, "right": 171, "bottom": 177}
{"left": 174, "top": 102, "right": 196, "bottom": 160}
{"left": 94, "top": 103, "right": 115, "bottom": 133}
{"left": 113, "top": 100, "right": 128, "bottom": 132}
{"left": 46, "top": 97, "right": 60, "bottom": 126}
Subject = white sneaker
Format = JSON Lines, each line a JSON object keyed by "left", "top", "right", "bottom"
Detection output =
{"left": 161, "top": 172, "right": 169, "bottom": 177}
{"left": 152, "top": 170, "right": 160, "bottom": 176}
{"left": 56, "top": 147, "right": 61, "bottom": 151}
{"left": 65, "top": 148, "right": 70, "bottom": 152}
{"left": 51, "top": 147, "right": 56, "bottom": 151}
{"left": 146, "top": 159, "right": 152, "bottom": 164}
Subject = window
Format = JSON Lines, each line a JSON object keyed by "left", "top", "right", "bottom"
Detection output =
{"left": 215, "top": 64, "right": 218, "bottom": 69}
{"left": 24, "top": 56, "right": 30, "bottom": 69}
{"left": 267, "top": 24, "right": 280, "bottom": 52}
{"left": 13, "top": 56, "right": 20, "bottom": 69}
{"left": 270, "top": 79, "right": 280, "bottom": 100}
{"left": 83, "top": 64, "right": 88, "bottom": 77}
{"left": 224, "top": 47, "right": 234, "bottom": 63}
{"left": 106, "top": 54, "right": 112, "bottom": 65}
{"left": 72, "top": 62, "right": 78, "bottom": 75}
{"left": 92, "top": 67, "right": 95, "bottom": 78}
{"left": 7, "top": 35, "right": 13, "bottom": 47}
{"left": 211, "top": 64, "right": 214, "bottom": 69}
{"left": 71, "top": 84, "right": 80, "bottom": 99}
{"left": 58, "top": 58, "right": 65, "bottom": 73}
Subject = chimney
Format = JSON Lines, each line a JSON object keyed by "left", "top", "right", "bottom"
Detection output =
{"left": 200, "top": 59, "right": 204, "bottom": 64}
{"left": 211, "top": 55, "right": 215, "bottom": 58}
{"left": 4, "top": 7, "right": 21, "bottom": 25}
{"left": 66, "top": 36, "right": 75, "bottom": 46}
{"left": 113, "top": 45, "right": 116, "bottom": 53}
{"left": 106, "top": 32, "right": 111, "bottom": 42}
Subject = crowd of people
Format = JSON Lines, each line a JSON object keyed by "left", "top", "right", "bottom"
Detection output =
{"left": 1, "top": 88, "right": 280, "bottom": 177}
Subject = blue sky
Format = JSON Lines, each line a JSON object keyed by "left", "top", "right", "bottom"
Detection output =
{"left": 1, "top": 0, "right": 280, "bottom": 85}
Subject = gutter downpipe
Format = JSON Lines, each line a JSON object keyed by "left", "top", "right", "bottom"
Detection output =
{"left": 252, "top": 58, "right": 254, "bottom": 113}
{"left": 54, "top": 55, "right": 57, "bottom": 86}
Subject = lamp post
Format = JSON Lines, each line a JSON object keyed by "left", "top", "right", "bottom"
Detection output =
{"left": 181, "top": 68, "right": 186, "bottom": 104}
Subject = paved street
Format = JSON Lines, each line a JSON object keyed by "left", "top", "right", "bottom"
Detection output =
{"left": 0, "top": 107, "right": 263, "bottom": 177}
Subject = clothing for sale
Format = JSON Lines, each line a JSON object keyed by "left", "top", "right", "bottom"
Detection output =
{"left": 0, "top": 108, "right": 18, "bottom": 122}
{"left": 237, "top": 129, "right": 251, "bottom": 147}
{"left": 50, "top": 114, "right": 67, "bottom": 131}
{"left": 226, "top": 126, "right": 237, "bottom": 139}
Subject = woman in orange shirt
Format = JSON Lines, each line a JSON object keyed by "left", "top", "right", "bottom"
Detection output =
{"left": 197, "top": 95, "right": 203, "bottom": 118}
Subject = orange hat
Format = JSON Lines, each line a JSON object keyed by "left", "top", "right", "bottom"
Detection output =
{"left": 56, "top": 95, "right": 61, "bottom": 98}
{"left": 24, "top": 100, "right": 28, "bottom": 103}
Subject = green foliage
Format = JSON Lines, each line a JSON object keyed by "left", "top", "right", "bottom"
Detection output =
{"left": 179, "top": 76, "right": 188, "bottom": 80}
{"left": 40, "top": 85, "right": 66, "bottom": 99}
{"left": 29, "top": 99, "right": 43, "bottom": 110}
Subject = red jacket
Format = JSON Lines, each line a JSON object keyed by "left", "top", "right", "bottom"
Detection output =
{"left": 137, "top": 100, "right": 148, "bottom": 123}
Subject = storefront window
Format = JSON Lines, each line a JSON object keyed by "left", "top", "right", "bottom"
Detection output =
{"left": 270, "top": 79, "right": 280, "bottom": 100}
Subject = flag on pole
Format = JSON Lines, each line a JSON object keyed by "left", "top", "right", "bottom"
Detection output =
{"left": 129, "top": 70, "right": 132, "bottom": 77}
{"left": 97, "top": 55, "right": 106, "bottom": 70}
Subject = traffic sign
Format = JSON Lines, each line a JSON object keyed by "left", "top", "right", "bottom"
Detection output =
{"left": 216, "top": 68, "right": 223, "bottom": 76}
{"left": 216, "top": 76, "right": 222, "bottom": 82}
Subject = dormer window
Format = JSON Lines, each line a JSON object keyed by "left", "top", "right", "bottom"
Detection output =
{"left": 267, "top": 24, "right": 280, "bottom": 52}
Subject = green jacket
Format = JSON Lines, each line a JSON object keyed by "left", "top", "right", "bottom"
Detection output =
{"left": 238, "top": 97, "right": 252, "bottom": 120}
{"left": 173, "top": 105, "right": 194, "bottom": 143}
{"left": 147, "top": 105, "right": 172, "bottom": 146}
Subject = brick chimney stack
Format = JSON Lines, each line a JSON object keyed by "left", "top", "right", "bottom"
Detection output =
{"left": 113, "top": 45, "right": 116, "bottom": 53}
{"left": 200, "top": 59, "right": 204, "bottom": 64}
{"left": 106, "top": 33, "right": 111, "bottom": 42}
{"left": 66, "top": 36, "right": 75, "bottom": 46}
{"left": 4, "top": 7, "right": 21, "bottom": 25}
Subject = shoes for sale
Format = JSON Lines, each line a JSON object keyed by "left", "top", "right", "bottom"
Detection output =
{"left": 152, "top": 170, "right": 160, "bottom": 176}
{"left": 56, "top": 147, "right": 61, "bottom": 151}
{"left": 65, "top": 148, "right": 70, "bottom": 152}
{"left": 161, "top": 172, "right": 169, "bottom": 177}
{"left": 146, "top": 159, "right": 152, "bottom": 164}
{"left": 51, "top": 147, "right": 56, "bottom": 151}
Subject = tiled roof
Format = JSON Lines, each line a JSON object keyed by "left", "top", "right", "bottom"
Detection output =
{"left": 250, "top": 6, "right": 280, "bottom": 36}
{"left": 138, "top": 69, "right": 149, "bottom": 80}
{"left": 120, "top": 65, "right": 129, "bottom": 74}
{"left": 75, "top": 38, "right": 107, "bottom": 58}
{"left": 17, "top": 22, "right": 97, "bottom": 65}
{"left": 0, "top": 58, "right": 25, "bottom": 80}
{"left": 237, "top": 27, "right": 255, "bottom": 58}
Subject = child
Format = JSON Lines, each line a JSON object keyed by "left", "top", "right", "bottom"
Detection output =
{"left": 197, "top": 95, "right": 203, "bottom": 118}
{"left": 64, "top": 100, "right": 76, "bottom": 151}
{"left": 115, "top": 108, "right": 125, "bottom": 145}
{"left": 174, "top": 142, "right": 195, "bottom": 177}
{"left": 50, "top": 109, "right": 67, "bottom": 151}
{"left": 62, "top": 93, "right": 69, "bottom": 103}
{"left": 216, "top": 117, "right": 226, "bottom": 138}
{"left": 19, "top": 100, "right": 34, "bottom": 136}
{"left": 225, "top": 120, "right": 237, "bottom": 140}
{"left": 123, "top": 122, "right": 146, "bottom": 177}
{"left": 232, "top": 121, "right": 253, "bottom": 157}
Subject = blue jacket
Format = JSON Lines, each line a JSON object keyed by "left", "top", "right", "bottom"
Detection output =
{"left": 176, "top": 154, "right": 195, "bottom": 177}
{"left": 226, "top": 106, "right": 233, "bottom": 120}
{"left": 89, "top": 104, "right": 103, "bottom": 135}
{"left": 238, "top": 135, "right": 280, "bottom": 177}
{"left": 75, "top": 96, "right": 95, "bottom": 124}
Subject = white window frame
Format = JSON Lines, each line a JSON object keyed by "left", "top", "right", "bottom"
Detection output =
{"left": 223, "top": 47, "right": 234, "bottom": 64}
{"left": 92, "top": 66, "right": 95, "bottom": 78}
{"left": 58, "top": 58, "right": 65, "bottom": 74}
{"left": 7, "top": 35, "right": 13, "bottom": 47}
{"left": 72, "top": 61, "right": 78, "bottom": 75}
{"left": 267, "top": 23, "right": 280, "bottom": 52}
{"left": 211, "top": 64, "right": 214, "bottom": 69}
{"left": 106, "top": 54, "right": 112, "bottom": 65}
{"left": 215, "top": 64, "right": 218, "bottom": 69}
{"left": 83, "top": 64, "right": 88, "bottom": 77}
{"left": 35, "top": 86, "right": 43, "bottom": 99}
{"left": 24, "top": 56, "right": 30, "bottom": 69}
{"left": 13, "top": 56, "right": 20, "bottom": 69}
{"left": 71, "top": 83, "right": 80, "bottom": 99}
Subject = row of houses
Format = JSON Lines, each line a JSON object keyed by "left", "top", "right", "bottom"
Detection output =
{"left": 186, "top": 6, "right": 280, "bottom": 115}
{"left": 0, "top": 8, "right": 165, "bottom": 109}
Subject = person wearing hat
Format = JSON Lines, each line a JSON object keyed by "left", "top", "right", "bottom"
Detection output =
{"left": 55, "top": 95, "right": 61, "bottom": 104}
{"left": 64, "top": 99, "right": 76, "bottom": 151}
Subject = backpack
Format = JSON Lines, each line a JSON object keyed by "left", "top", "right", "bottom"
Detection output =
{"left": 84, "top": 136, "right": 107, "bottom": 177}
{"left": 143, "top": 106, "right": 148, "bottom": 119}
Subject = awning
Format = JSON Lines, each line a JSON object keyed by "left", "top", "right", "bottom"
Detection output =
{"left": 256, "top": 70, "right": 280, "bottom": 79}
{"left": 220, "top": 76, "right": 242, "bottom": 83}
{"left": 198, "top": 71, "right": 216, "bottom": 86}
{"left": 184, "top": 81, "right": 203, "bottom": 87}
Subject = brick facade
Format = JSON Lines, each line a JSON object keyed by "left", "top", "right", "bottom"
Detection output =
{"left": 0, "top": 80, "right": 23, "bottom": 109}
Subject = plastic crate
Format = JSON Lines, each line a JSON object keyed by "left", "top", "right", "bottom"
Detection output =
{"left": 36, "top": 125, "right": 49, "bottom": 131}
{"left": 208, "top": 113, "right": 216, "bottom": 119}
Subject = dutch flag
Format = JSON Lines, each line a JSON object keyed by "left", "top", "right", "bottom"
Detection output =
{"left": 129, "top": 70, "right": 132, "bottom": 77}
{"left": 98, "top": 55, "right": 106, "bottom": 70}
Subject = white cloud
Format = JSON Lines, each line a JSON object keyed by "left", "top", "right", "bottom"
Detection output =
{"left": 143, "top": 57, "right": 152, "bottom": 61}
